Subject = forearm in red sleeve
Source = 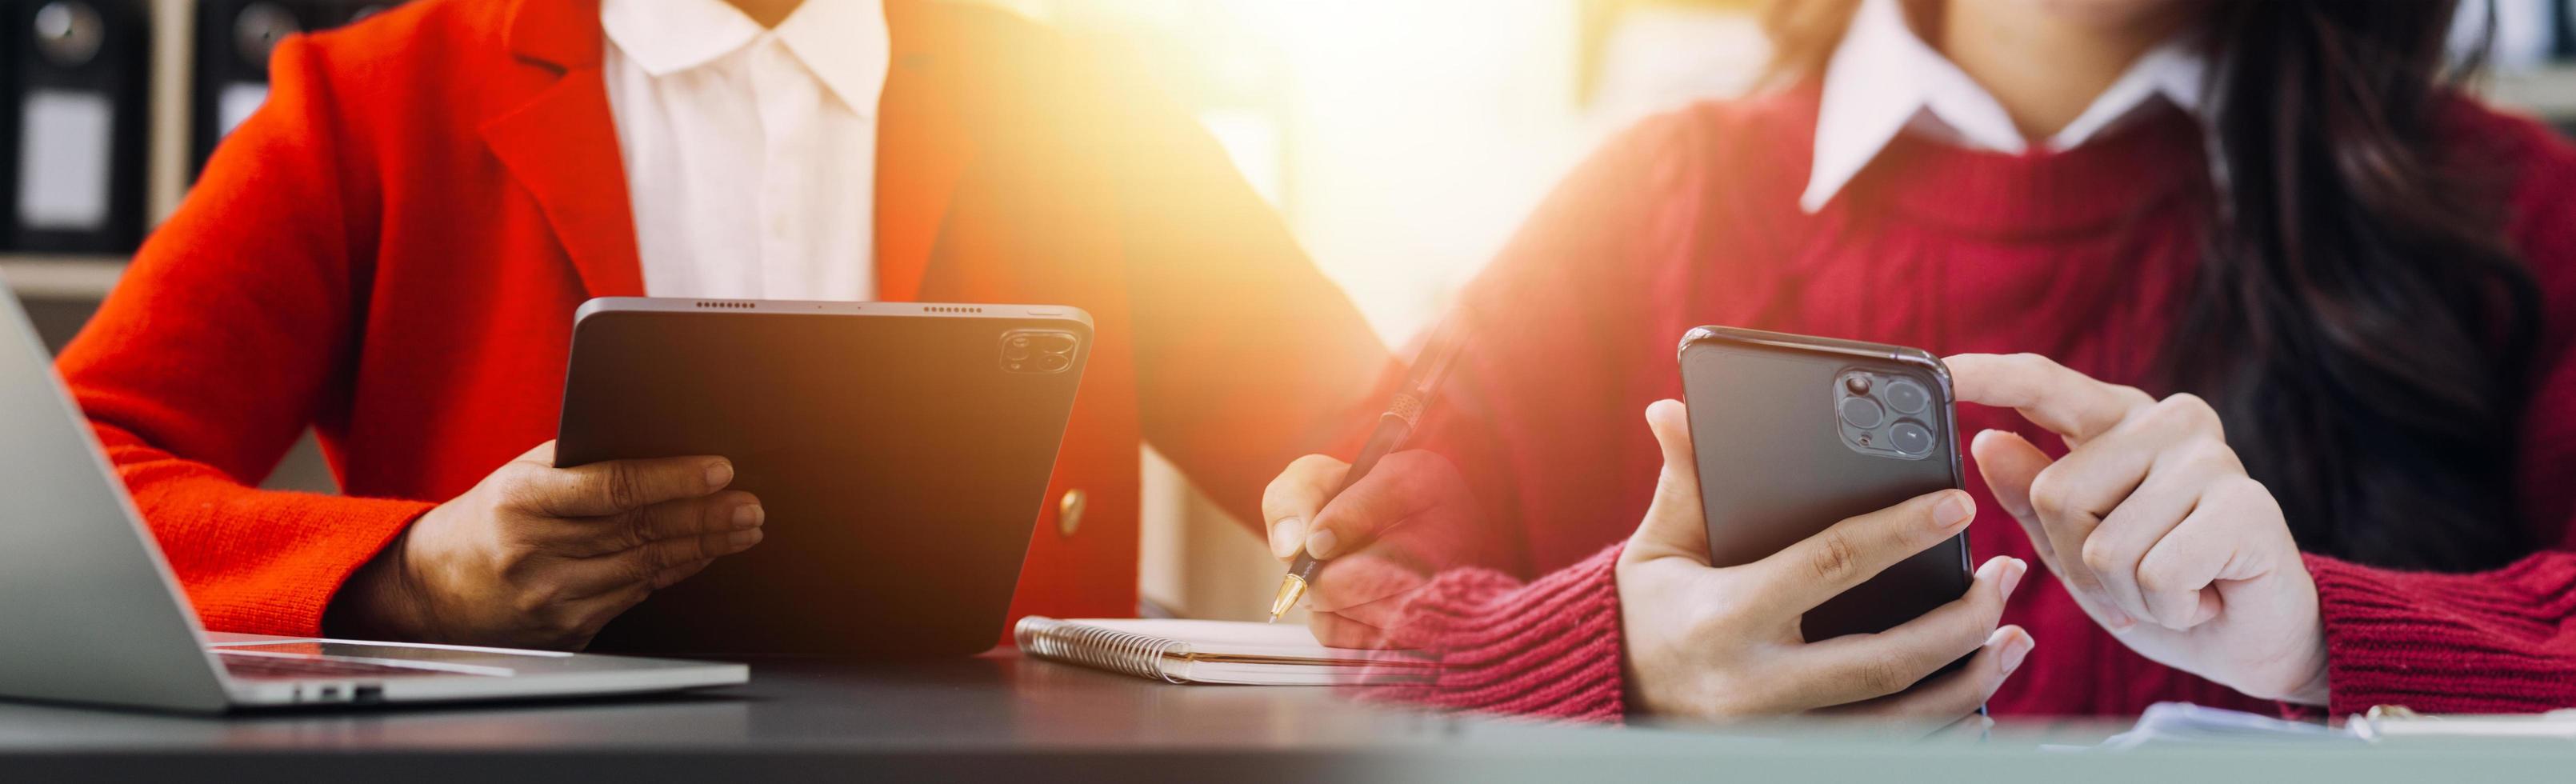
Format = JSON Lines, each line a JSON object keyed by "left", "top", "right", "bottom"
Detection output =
{"left": 2304, "top": 550, "right": 2576, "bottom": 716}
{"left": 51, "top": 37, "right": 419, "bottom": 636}
{"left": 98, "top": 426, "right": 432, "bottom": 635}
{"left": 1392, "top": 116, "right": 1715, "bottom": 580}
{"left": 1070, "top": 41, "right": 1393, "bottom": 526}
{"left": 1355, "top": 544, "right": 1629, "bottom": 722}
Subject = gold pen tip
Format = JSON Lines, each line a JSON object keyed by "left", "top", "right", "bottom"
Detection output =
{"left": 1267, "top": 573, "right": 1308, "bottom": 622}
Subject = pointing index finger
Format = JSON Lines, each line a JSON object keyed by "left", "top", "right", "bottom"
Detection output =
{"left": 1945, "top": 354, "right": 2150, "bottom": 446}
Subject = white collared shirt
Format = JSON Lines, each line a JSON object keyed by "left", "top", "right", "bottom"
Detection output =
{"left": 601, "top": 0, "right": 890, "bottom": 299}
{"left": 1802, "top": 0, "right": 2208, "bottom": 213}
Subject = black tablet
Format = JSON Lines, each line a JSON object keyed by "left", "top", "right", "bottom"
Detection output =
{"left": 554, "top": 298, "right": 1091, "bottom": 658}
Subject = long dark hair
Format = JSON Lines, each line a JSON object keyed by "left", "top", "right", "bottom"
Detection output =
{"left": 1764, "top": 0, "right": 2542, "bottom": 572}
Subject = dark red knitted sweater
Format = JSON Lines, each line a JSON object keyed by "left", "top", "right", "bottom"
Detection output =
{"left": 1370, "top": 86, "right": 2576, "bottom": 722}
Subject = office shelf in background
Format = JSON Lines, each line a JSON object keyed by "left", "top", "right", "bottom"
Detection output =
{"left": 2490, "top": 65, "right": 2576, "bottom": 126}
{"left": 1, "top": 255, "right": 126, "bottom": 300}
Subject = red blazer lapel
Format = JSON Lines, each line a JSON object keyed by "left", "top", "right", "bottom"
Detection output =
{"left": 481, "top": 0, "right": 644, "bottom": 298}
{"left": 875, "top": 0, "right": 976, "bottom": 304}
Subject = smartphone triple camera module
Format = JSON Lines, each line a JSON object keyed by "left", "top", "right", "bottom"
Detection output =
{"left": 1835, "top": 370, "right": 1938, "bottom": 459}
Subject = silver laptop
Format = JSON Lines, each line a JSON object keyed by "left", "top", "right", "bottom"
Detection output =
{"left": 0, "top": 286, "right": 746, "bottom": 712}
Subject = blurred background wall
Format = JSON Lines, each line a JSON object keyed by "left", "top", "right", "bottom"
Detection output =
{"left": 3, "top": 0, "right": 2573, "bottom": 622}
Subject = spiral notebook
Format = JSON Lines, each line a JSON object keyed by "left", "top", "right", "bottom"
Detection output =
{"left": 1013, "top": 617, "right": 1422, "bottom": 686}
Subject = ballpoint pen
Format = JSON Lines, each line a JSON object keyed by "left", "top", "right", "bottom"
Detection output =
{"left": 1267, "top": 317, "right": 1468, "bottom": 622}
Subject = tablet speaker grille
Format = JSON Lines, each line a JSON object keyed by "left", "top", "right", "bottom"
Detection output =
{"left": 694, "top": 301, "right": 755, "bottom": 310}
{"left": 924, "top": 306, "right": 983, "bottom": 314}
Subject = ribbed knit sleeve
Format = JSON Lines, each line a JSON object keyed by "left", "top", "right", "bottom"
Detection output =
{"left": 2304, "top": 552, "right": 2576, "bottom": 716}
{"left": 52, "top": 38, "right": 432, "bottom": 637}
{"left": 1357, "top": 545, "right": 1628, "bottom": 722}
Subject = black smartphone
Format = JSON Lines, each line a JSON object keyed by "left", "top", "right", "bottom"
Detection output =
{"left": 1676, "top": 326, "right": 1972, "bottom": 645}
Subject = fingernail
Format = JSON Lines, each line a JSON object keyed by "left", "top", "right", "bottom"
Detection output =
{"left": 1935, "top": 493, "right": 1974, "bottom": 528}
{"left": 728, "top": 528, "right": 763, "bottom": 549}
{"left": 1305, "top": 528, "right": 1340, "bottom": 559}
{"left": 733, "top": 503, "right": 764, "bottom": 530}
{"left": 2001, "top": 557, "right": 2027, "bottom": 598}
{"left": 2000, "top": 630, "right": 2034, "bottom": 674}
{"left": 706, "top": 459, "right": 734, "bottom": 490}
{"left": 2104, "top": 609, "right": 2137, "bottom": 632}
{"left": 1271, "top": 518, "right": 1306, "bottom": 558}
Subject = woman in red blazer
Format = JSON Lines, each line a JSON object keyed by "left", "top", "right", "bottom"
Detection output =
{"left": 53, "top": 0, "right": 1386, "bottom": 648}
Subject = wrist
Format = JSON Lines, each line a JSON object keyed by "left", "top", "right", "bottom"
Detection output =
{"left": 2243, "top": 584, "right": 2332, "bottom": 706}
{"left": 2277, "top": 561, "right": 2331, "bottom": 706}
{"left": 2282, "top": 671, "right": 2330, "bottom": 706}
{"left": 2278, "top": 639, "right": 2332, "bottom": 706}
{"left": 322, "top": 518, "right": 438, "bottom": 642}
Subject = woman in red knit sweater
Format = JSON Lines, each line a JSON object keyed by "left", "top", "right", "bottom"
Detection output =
{"left": 1263, "top": 0, "right": 2576, "bottom": 722}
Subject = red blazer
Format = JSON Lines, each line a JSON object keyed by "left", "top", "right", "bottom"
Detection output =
{"left": 54, "top": 0, "right": 1386, "bottom": 638}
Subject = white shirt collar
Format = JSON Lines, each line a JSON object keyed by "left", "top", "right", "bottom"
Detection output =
{"left": 1801, "top": 0, "right": 2208, "bottom": 213}
{"left": 602, "top": 0, "right": 890, "bottom": 115}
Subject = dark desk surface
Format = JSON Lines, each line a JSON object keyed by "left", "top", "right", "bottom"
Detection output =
{"left": 0, "top": 651, "right": 2567, "bottom": 783}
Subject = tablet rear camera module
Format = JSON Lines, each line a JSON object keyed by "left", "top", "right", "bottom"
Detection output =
{"left": 1002, "top": 330, "right": 1079, "bottom": 374}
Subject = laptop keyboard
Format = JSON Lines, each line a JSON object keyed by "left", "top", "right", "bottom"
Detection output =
{"left": 217, "top": 652, "right": 470, "bottom": 680}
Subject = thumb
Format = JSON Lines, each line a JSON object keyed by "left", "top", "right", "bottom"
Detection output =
{"left": 1627, "top": 399, "right": 1710, "bottom": 563}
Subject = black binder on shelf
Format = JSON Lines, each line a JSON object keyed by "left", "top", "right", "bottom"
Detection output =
{"left": 6, "top": 0, "right": 149, "bottom": 254}
{"left": 2555, "top": 0, "right": 2574, "bottom": 61}
{"left": 0, "top": 5, "right": 18, "bottom": 245}
{"left": 190, "top": 0, "right": 399, "bottom": 181}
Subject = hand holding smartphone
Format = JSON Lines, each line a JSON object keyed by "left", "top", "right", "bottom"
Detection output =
{"left": 1677, "top": 327, "right": 1973, "bottom": 648}
{"left": 1614, "top": 394, "right": 2024, "bottom": 722}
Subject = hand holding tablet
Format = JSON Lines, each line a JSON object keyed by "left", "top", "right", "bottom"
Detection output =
{"left": 551, "top": 298, "right": 1092, "bottom": 658}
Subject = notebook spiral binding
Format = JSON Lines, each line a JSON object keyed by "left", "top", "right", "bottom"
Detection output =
{"left": 1014, "top": 618, "right": 1190, "bottom": 683}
